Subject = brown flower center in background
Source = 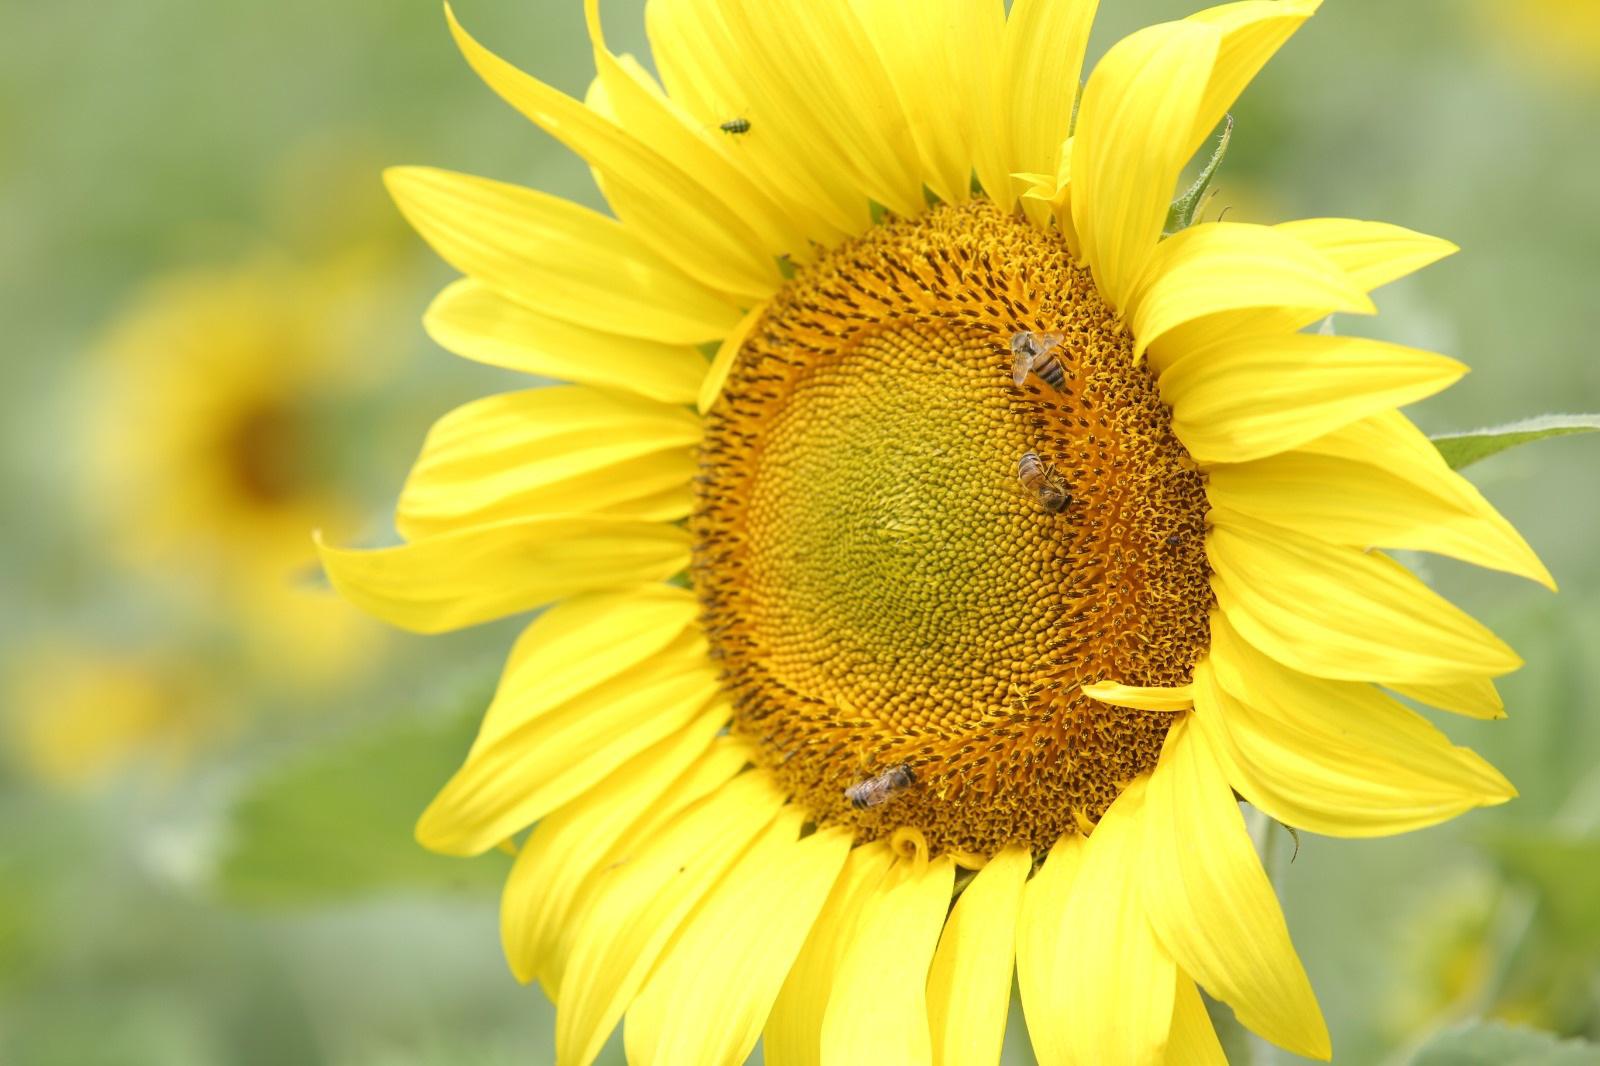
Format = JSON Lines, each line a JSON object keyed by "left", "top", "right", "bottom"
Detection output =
{"left": 693, "top": 200, "right": 1213, "bottom": 857}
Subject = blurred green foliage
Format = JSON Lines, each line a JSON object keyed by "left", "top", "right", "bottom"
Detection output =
{"left": 3, "top": 1, "right": 1598, "bottom": 1064}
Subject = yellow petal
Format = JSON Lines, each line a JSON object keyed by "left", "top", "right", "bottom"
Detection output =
{"left": 469, "top": 586, "right": 698, "bottom": 753}
{"left": 764, "top": 842, "right": 895, "bottom": 1066}
{"left": 821, "top": 850, "right": 957, "bottom": 1066}
{"left": 499, "top": 722, "right": 736, "bottom": 984}
{"left": 1208, "top": 511, "right": 1521, "bottom": 684}
{"left": 927, "top": 847, "right": 1031, "bottom": 1066}
{"left": 540, "top": 734, "right": 755, "bottom": 995}
{"left": 1016, "top": 834, "right": 1088, "bottom": 1066}
{"left": 1071, "top": 21, "right": 1220, "bottom": 309}
{"left": 1142, "top": 715, "right": 1329, "bottom": 1058}
{"left": 397, "top": 386, "right": 700, "bottom": 539}
{"left": 446, "top": 5, "right": 780, "bottom": 301}
{"left": 1166, "top": 976, "right": 1227, "bottom": 1066}
{"left": 625, "top": 815, "right": 852, "bottom": 1066}
{"left": 1198, "top": 621, "right": 1517, "bottom": 836}
{"left": 386, "top": 166, "right": 739, "bottom": 345}
{"left": 698, "top": 301, "right": 765, "bottom": 415}
{"left": 423, "top": 280, "right": 708, "bottom": 405}
{"left": 1128, "top": 222, "right": 1376, "bottom": 359}
{"left": 1390, "top": 677, "right": 1506, "bottom": 721}
{"left": 1002, "top": 0, "right": 1097, "bottom": 205}
{"left": 1291, "top": 410, "right": 1554, "bottom": 589}
{"left": 555, "top": 771, "right": 785, "bottom": 1066}
{"left": 585, "top": 0, "right": 810, "bottom": 261}
{"left": 416, "top": 635, "right": 722, "bottom": 856}
{"left": 1057, "top": 779, "right": 1177, "bottom": 1065}
{"left": 644, "top": 0, "right": 864, "bottom": 243}
{"left": 1182, "top": 1, "right": 1321, "bottom": 157}
{"left": 1081, "top": 681, "right": 1195, "bottom": 712}
{"left": 851, "top": 0, "right": 1000, "bottom": 205}
{"left": 1205, "top": 449, "right": 1553, "bottom": 588}
{"left": 1275, "top": 217, "right": 1459, "bottom": 293}
{"left": 315, "top": 517, "right": 688, "bottom": 635}
{"left": 1161, "top": 332, "right": 1464, "bottom": 463}
{"left": 1145, "top": 218, "right": 1455, "bottom": 365}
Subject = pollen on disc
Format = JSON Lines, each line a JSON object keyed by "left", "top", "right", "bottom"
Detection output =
{"left": 691, "top": 200, "right": 1214, "bottom": 858}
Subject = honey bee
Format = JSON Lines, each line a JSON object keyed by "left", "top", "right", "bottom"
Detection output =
{"left": 1017, "top": 451, "right": 1070, "bottom": 513}
{"left": 845, "top": 764, "right": 915, "bottom": 810}
{"left": 719, "top": 117, "right": 752, "bottom": 135}
{"left": 1009, "top": 330, "right": 1066, "bottom": 390}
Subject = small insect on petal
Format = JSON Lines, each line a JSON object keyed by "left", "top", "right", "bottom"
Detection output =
{"left": 720, "top": 117, "right": 751, "bottom": 135}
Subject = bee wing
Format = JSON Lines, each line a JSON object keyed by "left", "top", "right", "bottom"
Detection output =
{"left": 1011, "top": 349, "right": 1033, "bottom": 386}
{"left": 1035, "top": 331, "right": 1065, "bottom": 354}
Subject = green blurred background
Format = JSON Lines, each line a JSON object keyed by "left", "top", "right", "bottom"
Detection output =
{"left": 2, "top": 2, "right": 1597, "bottom": 1063}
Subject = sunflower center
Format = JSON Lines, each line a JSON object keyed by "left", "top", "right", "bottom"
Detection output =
{"left": 692, "top": 200, "right": 1213, "bottom": 857}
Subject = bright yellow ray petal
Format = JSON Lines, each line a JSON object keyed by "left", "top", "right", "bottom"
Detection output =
{"left": 1002, "top": 0, "right": 1097, "bottom": 207}
{"left": 1071, "top": 21, "right": 1220, "bottom": 309}
{"left": 1292, "top": 410, "right": 1554, "bottom": 589}
{"left": 1143, "top": 715, "right": 1329, "bottom": 1059}
{"left": 852, "top": 0, "right": 998, "bottom": 205}
{"left": 424, "top": 280, "right": 709, "bottom": 405}
{"left": 1390, "top": 677, "right": 1506, "bottom": 721}
{"left": 1166, "top": 976, "right": 1228, "bottom": 1066}
{"left": 446, "top": 5, "right": 780, "bottom": 301}
{"left": 625, "top": 815, "right": 852, "bottom": 1066}
{"left": 1205, "top": 449, "right": 1553, "bottom": 588}
{"left": 385, "top": 167, "right": 739, "bottom": 345}
{"left": 644, "top": 0, "right": 864, "bottom": 242}
{"left": 397, "top": 386, "right": 701, "bottom": 539}
{"left": 1145, "top": 219, "right": 1456, "bottom": 366}
{"left": 699, "top": 301, "right": 766, "bottom": 415}
{"left": 1198, "top": 622, "right": 1517, "bottom": 836}
{"left": 1081, "top": 681, "right": 1195, "bottom": 712}
{"left": 1208, "top": 512, "right": 1521, "bottom": 684}
{"left": 499, "top": 725, "right": 738, "bottom": 984}
{"left": 1275, "top": 218, "right": 1459, "bottom": 293}
{"left": 1057, "top": 779, "right": 1178, "bottom": 1065}
{"left": 1161, "top": 332, "right": 1464, "bottom": 463}
{"left": 1127, "top": 222, "right": 1375, "bottom": 359}
{"left": 822, "top": 849, "right": 957, "bottom": 1066}
{"left": 539, "top": 734, "right": 754, "bottom": 996}
{"left": 472, "top": 585, "right": 700, "bottom": 753}
{"left": 1182, "top": 1, "right": 1321, "bottom": 157}
{"left": 555, "top": 771, "right": 785, "bottom": 1066}
{"left": 585, "top": 0, "right": 809, "bottom": 261}
{"left": 315, "top": 517, "right": 689, "bottom": 635}
{"left": 732, "top": 0, "right": 926, "bottom": 218}
{"left": 927, "top": 847, "right": 1031, "bottom": 1066}
{"left": 416, "top": 635, "right": 722, "bottom": 856}
{"left": 1016, "top": 834, "right": 1087, "bottom": 1066}
{"left": 764, "top": 842, "right": 895, "bottom": 1066}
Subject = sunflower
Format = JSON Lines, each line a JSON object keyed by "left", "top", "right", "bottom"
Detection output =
{"left": 86, "top": 255, "right": 391, "bottom": 686}
{"left": 320, "top": 1, "right": 1552, "bottom": 1061}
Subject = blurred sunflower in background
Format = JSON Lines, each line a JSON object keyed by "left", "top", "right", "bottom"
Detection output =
{"left": 6, "top": 229, "right": 410, "bottom": 788}
{"left": 84, "top": 254, "right": 396, "bottom": 689}
{"left": 322, "top": 0, "right": 1553, "bottom": 1062}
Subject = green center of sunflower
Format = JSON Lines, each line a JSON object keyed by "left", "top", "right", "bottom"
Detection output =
{"left": 692, "top": 200, "right": 1214, "bottom": 857}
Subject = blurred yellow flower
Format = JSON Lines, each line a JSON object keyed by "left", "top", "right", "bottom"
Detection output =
{"left": 3, "top": 643, "right": 229, "bottom": 789}
{"left": 1485, "top": 0, "right": 1600, "bottom": 82}
{"left": 84, "top": 255, "right": 390, "bottom": 686}
{"left": 324, "top": 0, "right": 1549, "bottom": 1062}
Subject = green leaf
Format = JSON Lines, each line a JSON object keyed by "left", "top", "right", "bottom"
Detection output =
{"left": 1165, "top": 113, "right": 1233, "bottom": 235}
{"left": 1411, "top": 1021, "right": 1600, "bottom": 1065}
{"left": 1482, "top": 829, "right": 1600, "bottom": 951}
{"left": 216, "top": 692, "right": 507, "bottom": 905}
{"left": 1429, "top": 415, "right": 1600, "bottom": 470}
